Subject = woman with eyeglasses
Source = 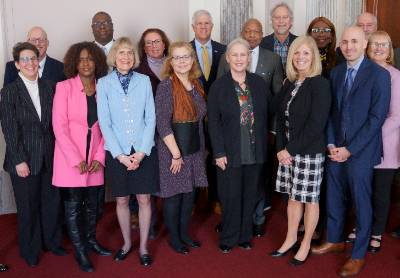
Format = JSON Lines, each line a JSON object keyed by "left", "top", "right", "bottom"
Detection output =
{"left": 346, "top": 31, "right": 400, "bottom": 253}
{"left": 307, "top": 17, "right": 337, "bottom": 78}
{"left": 97, "top": 37, "right": 159, "bottom": 266}
{"left": 155, "top": 41, "right": 207, "bottom": 255}
{"left": 0, "top": 42, "right": 65, "bottom": 267}
{"left": 127, "top": 28, "right": 171, "bottom": 238}
{"left": 208, "top": 38, "right": 269, "bottom": 253}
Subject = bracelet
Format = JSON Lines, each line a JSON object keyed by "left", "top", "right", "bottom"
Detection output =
{"left": 172, "top": 156, "right": 182, "bottom": 160}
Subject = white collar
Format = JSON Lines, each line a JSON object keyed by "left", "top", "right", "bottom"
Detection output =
{"left": 18, "top": 71, "right": 38, "bottom": 85}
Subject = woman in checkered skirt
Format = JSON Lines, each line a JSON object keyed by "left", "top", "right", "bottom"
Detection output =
{"left": 270, "top": 36, "right": 331, "bottom": 266}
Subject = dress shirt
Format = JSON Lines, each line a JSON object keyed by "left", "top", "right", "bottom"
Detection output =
{"left": 346, "top": 55, "right": 364, "bottom": 81}
{"left": 250, "top": 46, "right": 259, "bottom": 73}
{"left": 194, "top": 39, "right": 212, "bottom": 73}
{"left": 18, "top": 72, "right": 41, "bottom": 120}
{"left": 38, "top": 56, "right": 46, "bottom": 78}
{"left": 95, "top": 40, "right": 113, "bottom": 56}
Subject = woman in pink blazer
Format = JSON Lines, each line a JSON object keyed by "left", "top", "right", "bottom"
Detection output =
{"left": 347, "top": 31, "right": 400, "bottom": 252}
{"left": 52, "top": 42, "right": 110, "bottom": 272}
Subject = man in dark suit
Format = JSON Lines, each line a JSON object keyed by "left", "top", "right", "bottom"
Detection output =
{"left": 190, "top": 9, "right": 226, "bottom": 94}
{"left": 3, "top": 26, "right": 65, "bottom": 86}
{"left": 311, "top": 27, "right": 391, "bottom": 277}
{"left": 217, "top": 18, "right": 283, "bottom": 236}
{"left": 259, "top": 2, "right": 297, "bottom": 69}
{"left": 92, "top": 11, "right": 114, "bottom": 56}
{"left": 190, "top": 9, "right": 226, "bottom": 214}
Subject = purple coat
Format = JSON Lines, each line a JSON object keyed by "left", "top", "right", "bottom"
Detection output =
{"left": 155, "top": 78, "right": 208, "bottom": 198}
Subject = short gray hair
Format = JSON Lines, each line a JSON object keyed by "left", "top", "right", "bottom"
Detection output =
{"left": 192, "top": 9, "right": 213, "bottom": 25}
{"left": 226, "top": 37, "right": 250, "bottom": 55}
{"left": 270, "top": 2, "right": 293, "bottom": 20}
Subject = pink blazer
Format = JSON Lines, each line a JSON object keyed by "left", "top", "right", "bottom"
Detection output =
{"left": 376, "top": 65, "right": 400, "bottom": 169}
{"left": 52, "top": 75, "right": 105, "bottom": 187}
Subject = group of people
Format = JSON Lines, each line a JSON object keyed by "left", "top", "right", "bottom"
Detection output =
{"left": 0, "top": 2, "right": 399, "bottom": 277}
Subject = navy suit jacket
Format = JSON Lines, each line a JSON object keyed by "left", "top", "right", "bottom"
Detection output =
{"left": 3, "top": 55, "right": 65, "bottom": 86}
{"left": 190, "top": 39, "right": 226, "bottom": 94}
{"left": 327, "top": 58, "right": 391, "bottom": 166}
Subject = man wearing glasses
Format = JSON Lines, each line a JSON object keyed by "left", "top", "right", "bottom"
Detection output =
{"left": 92, "top": 11, "right": 114, "bottom": 56}
{"left": 260, "top": 2, "right": 297, "bottom": 70}
{"left": 3, "top": 26, "right": 65, "bottom": 86}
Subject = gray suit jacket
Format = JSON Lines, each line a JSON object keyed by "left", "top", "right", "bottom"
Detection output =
{"left": 217, "top": 47, "right": 283, "bottom": 97}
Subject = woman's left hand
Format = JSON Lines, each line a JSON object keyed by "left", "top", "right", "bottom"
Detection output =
{"left": 88, "top": 160, "right": 102, "bottom": 173}
{"left": 277, "top": 149, "right": 293, "bottom": 165}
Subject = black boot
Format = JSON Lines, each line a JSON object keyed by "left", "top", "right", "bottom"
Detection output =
{"left": 85, "top": 191, "right": 112, "bottom": 256}
{"left": 64, "top": 201, "right": 94, "bottom": 272}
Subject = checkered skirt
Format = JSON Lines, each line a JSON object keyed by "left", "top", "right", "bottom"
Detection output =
{"left": 276, "top": 153, "right": 325, "bottom": 203}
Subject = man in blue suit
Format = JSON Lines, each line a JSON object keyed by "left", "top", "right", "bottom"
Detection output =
{"left": 311, "top": 26, "right": 390, "bottom": 277}
{"left": 3, "top": 26, "right": 65, "bottom": 86}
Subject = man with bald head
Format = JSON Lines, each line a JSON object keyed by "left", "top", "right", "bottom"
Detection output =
{"left": 92, "top": 11, "right": 114, "bottom": 56}
{"left": 3, "top": 26, "right": 64, "bottom": 86}
{"left": 312, "top": 26, "right": 390, "bottom": 277}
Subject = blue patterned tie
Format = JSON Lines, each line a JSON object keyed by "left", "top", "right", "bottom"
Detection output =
{"left": 344, "top": 68, "right": 355, "bottom": 99}
{"left": 339, "top": 68, "right": 355, "bottom": 145}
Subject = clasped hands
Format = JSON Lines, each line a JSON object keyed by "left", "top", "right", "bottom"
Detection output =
{"left": 277, "top": 149, "right": 292, "bottom": 165}
{"left": 75, "top": 160, "right": 103, "bottom": 174}
{"left": 328, "top": 145, "right": 351, "bottom": 162}
{"left": 117, "top": 152, "right": 145, "bottom": 170}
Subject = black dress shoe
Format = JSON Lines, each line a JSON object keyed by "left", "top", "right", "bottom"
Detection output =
{"left": 0, "top": 264, "right": 8, "bottom": 272}
{"left": 139, "top": 254, "right": 153, "bottom": 266}
{"left": 114, "top": 248, "right": 132, "bottom": 261}
{"left": 238, "top": 242, "right": 252, "bottom": 250}
{"left": 169, "top": 243, "right": 189, "bottom": 255}
{"left": 25, "top": 256, "right": 38, "bottom": 267}
{"left": 289, "top": 252, "right": 310, "bottom": 266}
{"left": 183, "top": 239, "right": 201, "bottom": 248}
{"left": 215, "top": 223, "right": 222, "bottom": 233}
{"left": 219, "top": 244, "right": 232, "bottom": 254}
{"left": 51, "top": 246, "right": 68, "bottom": 256}
{"left": 253, "top": 224, "right": 265, "bottom": 238}
{"left": 88, "top": 242, "right": 112, "bottom": 256}
{"left": 368, "top": 237, "right": 382, "bottom": 253}
{"left": 270, "top": 242, "right": 298, "bottom": 257}
{"left": 391, "top": 227, "right": 400, "bottom": 239}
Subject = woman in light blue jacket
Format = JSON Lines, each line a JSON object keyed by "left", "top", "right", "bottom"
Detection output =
{"left": 97, "top": 37, "right": 159, "bottom": 267}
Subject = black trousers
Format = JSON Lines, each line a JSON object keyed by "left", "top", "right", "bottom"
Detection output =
{"left": 10, "top": 167, "right": 62, "bottom": 261}
{"left": 372, "top": 168, "right": 397, "bottom": 235}
{"left": 217, "top": 164, "right": 262, "bottom": 247}
{"left": 163, "top": 191, "right": 195, "bottom": 248}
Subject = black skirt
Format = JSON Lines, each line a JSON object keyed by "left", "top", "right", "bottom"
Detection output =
{"left": 106, "top": 147, "right": 160, "bottom": 197}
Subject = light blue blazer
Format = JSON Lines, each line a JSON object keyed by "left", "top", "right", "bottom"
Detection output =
{"left": 97, "top": 70, "right": 156, "bottom": 158}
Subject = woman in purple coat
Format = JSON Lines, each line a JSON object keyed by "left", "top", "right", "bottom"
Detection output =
{"left": 155, "top": 41, "right": 208, "bottom": 254}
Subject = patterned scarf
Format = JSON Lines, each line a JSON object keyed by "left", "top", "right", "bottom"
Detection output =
{"left": 116, "top": 69, "right": 134, "bottom": 94}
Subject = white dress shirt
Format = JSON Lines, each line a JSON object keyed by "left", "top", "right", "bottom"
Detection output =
{"left": 18, "top": 72, "right": 41, "bottom": 120}
{"left": 95, "top": 40, "right": 114, "bottom": 56}
{"left": 250, "top": 46, "right": 259, "bottom": 73}
{"left": 38, "top": 55, "right": 46, "bottom": 78}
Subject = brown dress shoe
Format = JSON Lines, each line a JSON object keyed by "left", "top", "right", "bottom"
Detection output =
{"left": 311, "top": 242, "right": 345, "bottom": 255}
{"left": 338, "top": 258, "right": 365, "bottom": 277}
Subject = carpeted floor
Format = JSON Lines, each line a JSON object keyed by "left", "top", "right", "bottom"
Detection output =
{"left": 1, "top": 199, "right": 400, "bottom": 278}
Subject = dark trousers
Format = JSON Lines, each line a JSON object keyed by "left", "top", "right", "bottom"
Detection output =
{"left": 218, "top": 164, "right": 262, "bottom": 247}
{"left": 10, "top": 167, "right": 62, "bottom": 261}
{"left": 163, "top": 191, "right": 195, "bottom": 248}
{"left": 253, "top": 163, "right": 267, "bottom": 225}
{"left": 326, "top": 160, "right": 373, "bottom": 259}
{"left": 372, "top": 168, "right": 397, "bottom": 235}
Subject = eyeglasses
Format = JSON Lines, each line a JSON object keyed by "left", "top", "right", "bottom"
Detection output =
{"left": 145, "top": 39, "right": 162, "bottom": 47}
{"left": 311, "top": 28, "right": 332, "bottom": 34}
{"left": 172, "top": 55, "right": 192, "bottom": 62}
{"left": 19, "top": 56, "right": 38, "bottom": 64}
{"left": 369, "top": 42, "right": 391, "bottom": 49}
{"left": 28, "top": 38, "right": 47, "bottom": 45}
{"left": 243, "top": 29, "right": 262, "bottom": 35}
{"left": 92, "top": 21, "right": 112, "bottom": 29}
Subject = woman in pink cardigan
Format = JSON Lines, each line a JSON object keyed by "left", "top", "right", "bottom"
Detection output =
{"left": 52, "top": 42, "right": 110, "bottom": 272}
{"left": 346, "top": 31, "right": 400, "bottom": 252}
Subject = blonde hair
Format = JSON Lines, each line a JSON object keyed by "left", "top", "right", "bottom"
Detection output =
{"left": 107, "top": 37, "right": 139, "bottom": 68}
{"left": 286, "top": 35, "right": 322, "bottom": 82}
{"left": 367, "top": 31, "right": 394, "bottom": 65}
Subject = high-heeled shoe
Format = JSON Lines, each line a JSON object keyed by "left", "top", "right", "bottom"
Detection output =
{"left": 270, "top": 242, "right": 298, "bottom": 257}
{"left": 289, "top": 250, "right": 310, "bottom": 266}
{"left": 368, "top": 237, "right": 382, "bottom": 253}
{"left": 139, "top": 253, "right": 153, "bottom": 266}
{"left": 113, "top": 248, "right": 132, "bottom": 261}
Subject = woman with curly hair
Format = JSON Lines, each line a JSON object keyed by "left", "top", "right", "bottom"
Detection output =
{"left": 52, "top": 41, "right": 110, "bottom": 272}
{"left": 307, "top": 16, "right": 337, "bottom": 78}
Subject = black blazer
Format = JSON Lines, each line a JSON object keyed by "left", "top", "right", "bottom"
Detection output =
{"left": 276, "top": 76, "right": 331, "bottom": 155}
{"left": 0, "top": 77, "right": 55, "bottom": 175}
{"left": 190, "top": 39, "right": 226, "bottom": 94}
{"left": 259, "top": 32, "right": 297, "bottom": 52}
{"left": 207, "top": 71, "right": 269, "bottom": 168}
{"left": 3, "top": 55, "right": 65, "bottom": 86}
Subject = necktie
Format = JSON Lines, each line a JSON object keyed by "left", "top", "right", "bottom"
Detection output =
{"left": 201, "top": 45, "right": 210, "bottom": 81}
{"left": 249, "top": 50, "right": 255, "bottom": 73}
{"left": 344, "top": 68, "right": 355, "bottom": 99}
